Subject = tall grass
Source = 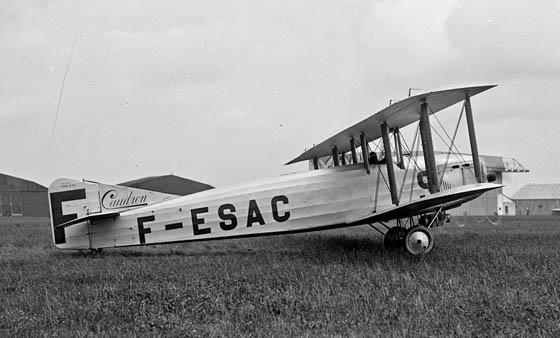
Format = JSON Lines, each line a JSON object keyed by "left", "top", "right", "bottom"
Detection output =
{"left": 1, "top": 217, "right": 559, "bottom": 336}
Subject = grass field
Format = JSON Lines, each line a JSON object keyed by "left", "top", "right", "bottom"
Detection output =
{"left": 1, "top": 216, "right": 559, "bottom": 337}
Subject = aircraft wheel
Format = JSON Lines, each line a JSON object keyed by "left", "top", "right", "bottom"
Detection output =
{"left": 404, "top": 226, "right": 434, "bottom": 255}
{"left": 384, "top": 226, "right": 407, "bottom": 249}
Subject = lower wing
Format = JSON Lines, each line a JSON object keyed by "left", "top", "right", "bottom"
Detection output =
{"left": 349, "top": 183, "right": 502, "bottom": 224}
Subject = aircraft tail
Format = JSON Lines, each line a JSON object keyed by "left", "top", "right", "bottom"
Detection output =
{"left": 48, "top": 178, "right": 176, "bottom": 249}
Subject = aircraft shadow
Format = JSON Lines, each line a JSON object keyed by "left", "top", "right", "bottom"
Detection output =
{"left": 52, "top": 233, "right": 413, "bottom": 264}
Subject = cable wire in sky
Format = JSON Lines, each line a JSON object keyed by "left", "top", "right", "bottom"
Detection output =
{"left": 44, "top": 35, "right": 79, "bottom": 171}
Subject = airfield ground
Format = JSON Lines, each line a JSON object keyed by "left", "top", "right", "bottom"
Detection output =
{"left": 1, "top": 216, "right": 559, "bottom": 337}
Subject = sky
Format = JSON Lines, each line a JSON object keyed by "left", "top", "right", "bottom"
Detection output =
{"left": 1, "top": 0, "right": 559, "bottom": 195}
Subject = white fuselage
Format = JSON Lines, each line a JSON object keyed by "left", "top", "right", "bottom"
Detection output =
{"left": 58, "top": 163, "right": 438, "bottom": 249}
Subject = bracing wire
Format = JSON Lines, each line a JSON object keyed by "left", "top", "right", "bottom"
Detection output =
{"left": 430, "top": 126, "right": 458, "bottom": 159}
{"left": 429, "top": 123, "right": 477, "bottom": 181}
{"left": 409, "top": 135, "right": 421, "bottom": 202}
{"left": 429, "top": 103, "right": 470, "bottom": 164}
{"left": 44, "top": 36, "right": 79, "bottom": 170}
{"left": 438, "top": 103, "right": 466, "bottom": 185}
{"left": 398, "top": 124, "right": 420, "bottom": 200}
{"left": 399, "top": 123, "right": 422, "bottom": 172}
{"left": 366, "top": 138, "right": 390, "bottom": 190}
{"left": 428, "top": 103, "right": 476, "bottom": 180}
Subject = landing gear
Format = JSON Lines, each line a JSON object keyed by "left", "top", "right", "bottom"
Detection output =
{"left": 404, "top": 226, "right": 434, "bottom": 255}
{"left": 383, "top": 226, "right": 407, "bottom": 249}
{"left": 371, "top": 215, "right": 437, "bottom": 255}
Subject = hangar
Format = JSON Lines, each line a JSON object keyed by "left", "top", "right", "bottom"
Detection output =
{"left": 0, "top": 173, "right": 49, "bottom": 217}
{"left": 119, "top": 174, "right": 213, "bottom": 196}
{"left": 0, "top": 173, "right": 213, "bottom": 218}
{"left": 446, "top": 154, "right": 528, "bottom": 216}
{"left": 511, "top": 184, "right": 560, "bottom": 216}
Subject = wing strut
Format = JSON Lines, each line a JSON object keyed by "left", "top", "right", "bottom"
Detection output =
{"left": 419, "top": 101, "right": 440, "bottom": 194}
{"left": 394, "top": 127, "right": 404, "bottom": 169}
{"left": 349, "top": 137, "right": 358, "bottom": 164}
{"left": 360, "top": 132, "right": 370, "bottom": 174}
{"left": 464, "top": 94, "right": 483, "bottom": 183}
{"left": 332, "top": 146, "right": 340, "bottom": 166}
{"left": 381, "top": 122, "right": 399, "bottom": 205}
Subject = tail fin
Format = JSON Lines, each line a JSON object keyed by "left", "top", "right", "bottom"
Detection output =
{"left": 48, "top": 178, "right": 176, "bottom": 249}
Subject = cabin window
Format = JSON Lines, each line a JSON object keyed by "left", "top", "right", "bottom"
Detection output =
{"left": 504, "top": 205, "right": 509, "bottom": 215}
{"left": 538, "top": 204, "right": 543, "bottom": 209}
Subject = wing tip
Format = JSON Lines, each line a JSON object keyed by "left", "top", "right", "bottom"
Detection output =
{"left": 466, "top": 84, "right": 497, "bottom": 93}
{"left": 285, "top": 158, "right": 301, "bottom": 165}
{"left": 479, "top": 84, "right": 498, "bottom": 90}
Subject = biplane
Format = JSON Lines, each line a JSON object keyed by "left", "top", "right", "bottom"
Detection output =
{"left": 49, "top": 85, "right": 502, "bottom": 255}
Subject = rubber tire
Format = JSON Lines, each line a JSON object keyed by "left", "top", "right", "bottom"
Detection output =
{"left": 384, "top": 226, "right": 407, "bottom": 249}
{"left": 404, "top": 226, "right": 434, "bottom": 255}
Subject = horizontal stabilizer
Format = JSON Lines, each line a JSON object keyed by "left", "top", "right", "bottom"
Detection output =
{"left": 54, "top": 211, "right": 120, "bottom": 229}
{"left": 287, "top": 85, "right": 495, "bottom": 165}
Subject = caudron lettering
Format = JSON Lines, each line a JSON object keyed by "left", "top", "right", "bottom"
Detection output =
{"left": 102, "top": 189, "right": 148, "bottom": 209}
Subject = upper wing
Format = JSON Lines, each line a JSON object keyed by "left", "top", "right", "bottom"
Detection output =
{"left": 286, "top": 85, "right": 495, "bottom": 165}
